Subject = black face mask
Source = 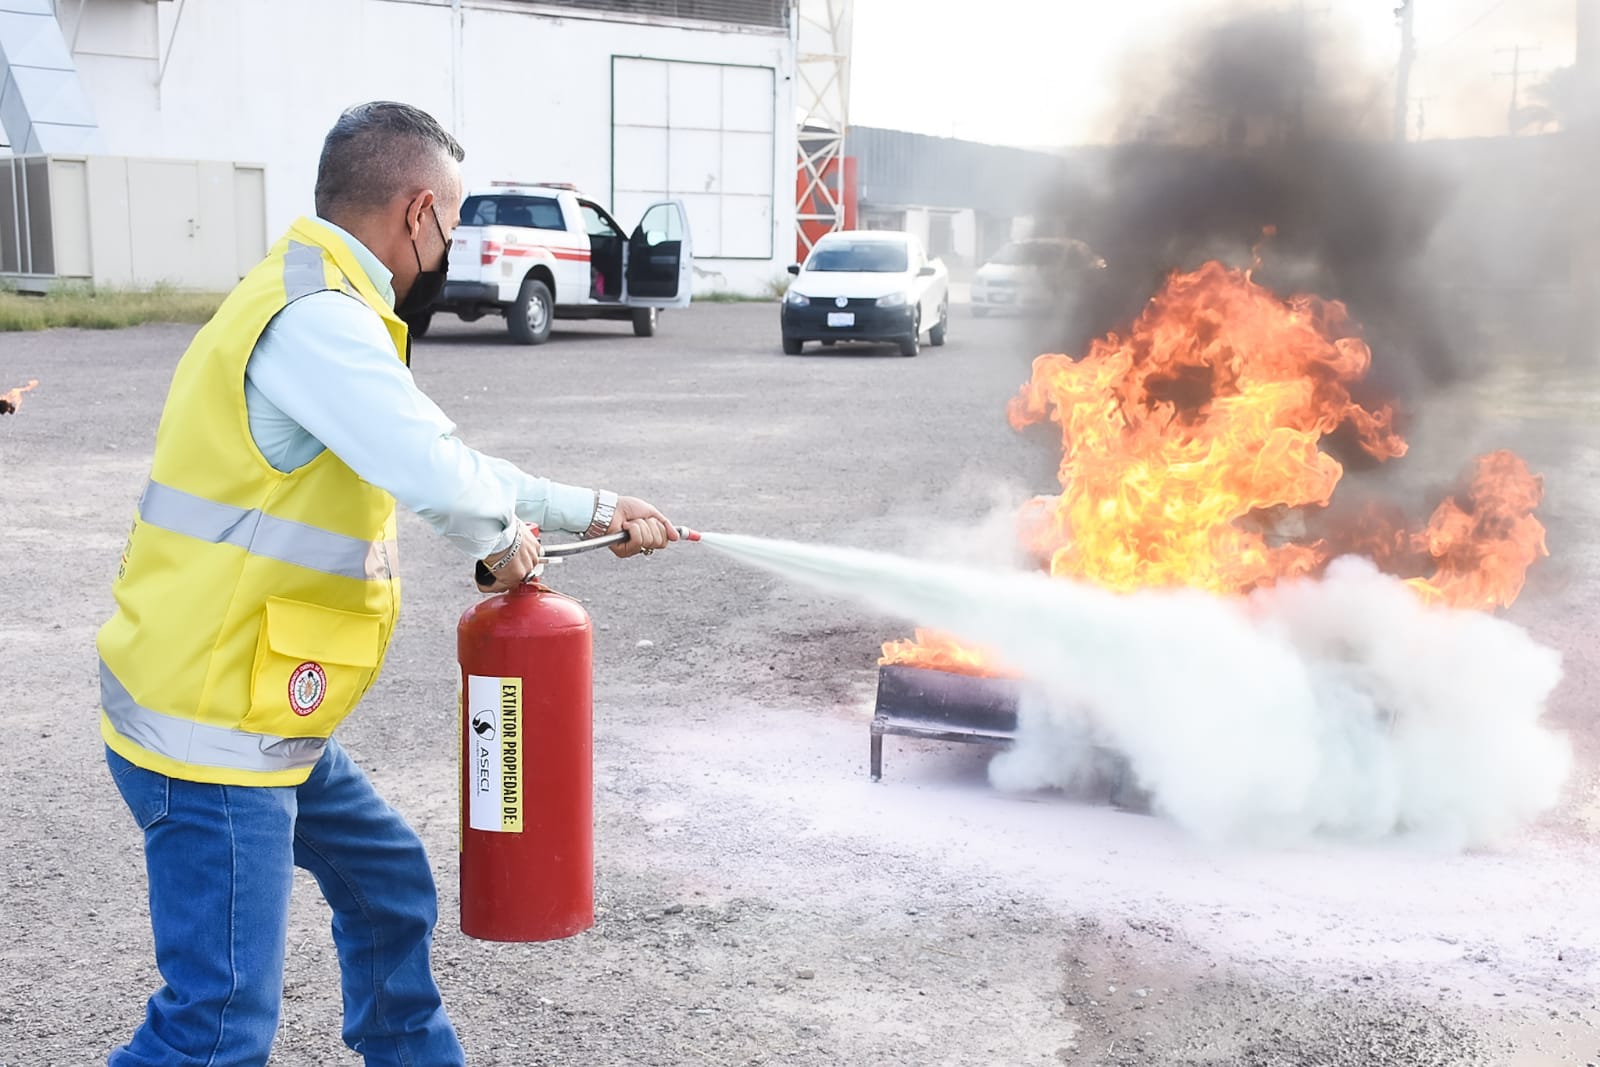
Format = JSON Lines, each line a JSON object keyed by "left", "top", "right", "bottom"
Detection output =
{"left": 397, "top": 205, "right": 450, "bottom": 318}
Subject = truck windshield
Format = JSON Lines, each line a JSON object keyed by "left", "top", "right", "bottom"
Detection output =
{"left": 460, "top": 195, "right": 565, "bottom": 230}
{"left": 806, "top": 242, "right": 908, "bottom": 273}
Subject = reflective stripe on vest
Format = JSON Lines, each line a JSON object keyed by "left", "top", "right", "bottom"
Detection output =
{"left": 101, "top": 660, "right": 328, "bottom": 773}
{"left": 139, "top": 480, "right": 397, "bottom": 582}
{"left": 283, "top": 240, "right": 330, "bottom": 301}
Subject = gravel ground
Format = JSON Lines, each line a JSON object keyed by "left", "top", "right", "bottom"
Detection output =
{"left": 1, "top": 302, "right": 1597, "bottom": 1066}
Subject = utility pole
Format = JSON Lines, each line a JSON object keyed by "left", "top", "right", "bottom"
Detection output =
{"left": 1581, "top": 0, "right": 1600, "bottom": 131}
{"left": 1289, "top": 0, "right": 1330, "bottom": 139}
{"left": 1494, "top": 44, "right": 1542, "bottom": 134}
{"left": 1393, "top": 0, "right": 1414, "bottom": 142}
{"left": 1411, "top": 94, "right": 1436, "bottom": 141}
{"left": 1571, "top": 0, "right": 1599, "bottom": 362}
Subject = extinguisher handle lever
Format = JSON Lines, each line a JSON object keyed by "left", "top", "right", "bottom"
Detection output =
{"left": 543, "top": 526, "right": 698, "bottom": 555}
{"left": 473, "top": 526, "right": 699, "bottom": 587}
{"left": 472, "top": 529, "right": 625, "bottom": 589}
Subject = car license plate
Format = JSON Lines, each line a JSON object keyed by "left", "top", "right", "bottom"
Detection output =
{"left": 827, "top": 312, "right": 855, "bottom": 327}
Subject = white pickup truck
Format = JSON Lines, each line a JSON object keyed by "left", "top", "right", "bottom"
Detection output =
{"left": 413, "top": 182, "right": 692, "bottom": 344}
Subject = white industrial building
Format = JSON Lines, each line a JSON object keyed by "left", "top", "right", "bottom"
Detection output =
{"left": 0, "top": 0, "right": 800, "bottom": 294}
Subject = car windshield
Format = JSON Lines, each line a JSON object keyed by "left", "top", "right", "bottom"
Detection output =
{"left": 460, "top": 194, "right": 565, "bottom": 230}
{"left": 807, "top": 241, "right": 908, "bottom": 273}
{"left": 989, "top": 242, "right": 1067, "bottom": 267}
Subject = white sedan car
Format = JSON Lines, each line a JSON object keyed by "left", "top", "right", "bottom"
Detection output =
{"left": 781, "top": 231, "right": 949, "bottom": 357}
{"left": 971, "top": 237, "right": 1104, "bottom": 317}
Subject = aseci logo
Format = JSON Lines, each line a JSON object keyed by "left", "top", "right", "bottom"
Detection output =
{"left": 288, "top": 662, "right": 326, "bottom": 716}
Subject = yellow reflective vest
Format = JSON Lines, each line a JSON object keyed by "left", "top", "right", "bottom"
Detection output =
{"left": 97, "top": 218, "right": 407, "bottom": 786}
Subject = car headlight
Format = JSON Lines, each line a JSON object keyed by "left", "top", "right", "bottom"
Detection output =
{"left": 785, "top": 290, "right": 810, "bottom": 307}
{"left": 876, "top": 291, "right": 907, "bottom": 308}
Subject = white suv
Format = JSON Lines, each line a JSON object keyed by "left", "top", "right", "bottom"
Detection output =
{"left": 416, "top": 183, "right": 693, "bottom": 344}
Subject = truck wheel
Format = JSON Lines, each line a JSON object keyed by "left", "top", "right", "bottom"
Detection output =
{"left": 929, "top": 301, "right": 949, "bottom": 347}
{"left": 632, "top": 307, "right": 658, "bottom": 337}
{"left": 509, "top": 278, "right": 553, "bottom": 345}
{"left": 402, "top": 311, "right": 432, "bottom": 338}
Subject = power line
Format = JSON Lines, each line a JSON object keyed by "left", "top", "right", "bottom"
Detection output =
{"left": 1436, "top": 0, "right": 1512, "bottom": 50}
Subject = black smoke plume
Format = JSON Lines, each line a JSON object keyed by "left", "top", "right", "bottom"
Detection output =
{"left": 1038, "top": 11, "right": 1473, "bottom": 404}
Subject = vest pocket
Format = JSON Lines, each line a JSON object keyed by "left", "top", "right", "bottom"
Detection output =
{"left": 244, "top": 597, "right": 382, "bottom": 739}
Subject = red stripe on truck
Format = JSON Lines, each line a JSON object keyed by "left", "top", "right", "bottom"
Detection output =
{"left": 500, "top": 245, "right": 591, "bottom": 262}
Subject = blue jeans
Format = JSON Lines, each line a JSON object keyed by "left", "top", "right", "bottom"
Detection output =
{"left": 106, "top": 740, "right": 465, "bottom": 1067}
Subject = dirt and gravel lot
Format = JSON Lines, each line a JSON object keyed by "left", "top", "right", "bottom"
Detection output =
{"left": 1, "top": 301, "right": 1597, "bottom": 1066}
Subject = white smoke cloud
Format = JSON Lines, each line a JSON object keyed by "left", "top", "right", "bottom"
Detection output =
{"left": 700, "top": 534, "right": 1570, "bottom": 848}
{"left": 992, "top": 556, "right": 1569, "bottom": 846}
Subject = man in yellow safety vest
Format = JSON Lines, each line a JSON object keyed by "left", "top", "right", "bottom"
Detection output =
{"left": 97, "top": 100, "right": 678, "bottom": 1065}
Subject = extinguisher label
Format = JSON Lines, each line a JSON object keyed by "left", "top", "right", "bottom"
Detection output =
{"left": 466, "top": 674, "right": 523, "bottom": 833}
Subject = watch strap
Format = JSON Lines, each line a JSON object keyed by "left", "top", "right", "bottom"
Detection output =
{"left": 584, "top": 489, "right": 618, "bottom": 539}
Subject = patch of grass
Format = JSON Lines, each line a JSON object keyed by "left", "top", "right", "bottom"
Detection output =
{"left": 694, "top": 275, "right": 792, "bottom": 304}
{"left": 0, "top": 283, "right": 226, "bottom": 331}
{"left": 762, "top": 272, "right": 794, "bottom": 300}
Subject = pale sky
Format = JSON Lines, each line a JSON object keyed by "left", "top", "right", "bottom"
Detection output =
{"left": 849, "top": 0, "right": 1579, "bottom": 147}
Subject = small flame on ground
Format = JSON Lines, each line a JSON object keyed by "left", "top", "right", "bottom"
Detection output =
{"left": 0, "top": 379, "right": 39, "bottom": 415}
{"left": 879, "top": 629, "right": 1018, "bottom": 678}
{"left": 884, "top": 253, "right": 1546, "bottom": 673}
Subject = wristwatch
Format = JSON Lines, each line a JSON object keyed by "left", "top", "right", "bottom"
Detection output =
{"left": 583, "top": 489, "right": 618, "bottom": 539}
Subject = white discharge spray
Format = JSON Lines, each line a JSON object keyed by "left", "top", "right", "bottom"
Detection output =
{"left": 697, "top": 531, "right": 1570, "bottom": 847}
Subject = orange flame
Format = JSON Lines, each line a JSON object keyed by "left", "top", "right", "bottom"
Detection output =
{"left": 0, "top": 379, "right": 38, "bottom": 415}
{"left": 1406, "top": 450, "right": 1546, "bottom": 611}
{"left": 882, "top": 257, "right": 1546, "bottom": 673}
{"left": 880, "top": 629, "right": 1018, "bottom": 678}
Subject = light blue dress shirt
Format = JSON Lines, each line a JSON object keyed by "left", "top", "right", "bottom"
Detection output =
{"left": 243, "top": 219, "right": 596, "bottom": 558}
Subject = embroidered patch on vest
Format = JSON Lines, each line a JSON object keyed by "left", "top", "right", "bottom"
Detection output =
{"left": 289, "top": 662, "right": 327, "bottom": 715}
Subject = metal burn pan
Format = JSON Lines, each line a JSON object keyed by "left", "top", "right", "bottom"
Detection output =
{"left": 870, "top": 664, "right": 1148, "bottom": 811}
{"left": 871, "top": 665, "right": 1022, "bottom": 783}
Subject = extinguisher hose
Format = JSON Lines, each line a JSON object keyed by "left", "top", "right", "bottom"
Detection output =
{"left": 474, "top": 526, "right": 701, "bottom": 586}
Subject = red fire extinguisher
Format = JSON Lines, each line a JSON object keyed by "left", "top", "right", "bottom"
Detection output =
{"left": 458, "top": 570, "right": 592, "bottom": 941}
{"left": 457, "top": 523, "right": 698, "bottom": 942}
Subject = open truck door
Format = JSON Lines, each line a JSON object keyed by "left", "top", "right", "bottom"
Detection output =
{"left": 624, "top": 200, "right": 692, "bottom": 309}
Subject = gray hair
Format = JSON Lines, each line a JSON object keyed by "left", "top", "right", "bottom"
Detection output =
{"left": 314, "top": 101, "right": 465, "bottom": 218}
